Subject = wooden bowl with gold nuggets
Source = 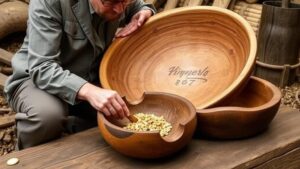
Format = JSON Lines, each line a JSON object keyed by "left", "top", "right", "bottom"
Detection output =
{"left": 97, "top": 92, "right": 197, "bottom": 159}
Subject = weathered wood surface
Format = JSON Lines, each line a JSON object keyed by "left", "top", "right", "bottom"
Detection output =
{"left": 0, "top": 48, "right": 13, "bottom": 66}
{"left": 232, "top": 2, "right": 262, "bottom": 35}
{"left": 164, "top": 0, "right": 179, "bottom": 10}
{"left": 255, "top": 147, "right": 300, "bottom": 169}
{"left": 0, "top": 106, "right": 299, "bottom": 169}
{"left": 212, "top": 0, "right": 232, "bottom": 8}
{"left": 0, "top": 114, "right": 14, "bottom": 128}
{"left": 292, "top": 0, "right": 300, "bottom": 5}
{"left": 187, "top": 0, "right": 203, "bottom": 6}
{"left": 255, "top": 1, "right": 300, "bottom": 87}
{"left": 0, "top": 72, "right": 7, "bottom": 89}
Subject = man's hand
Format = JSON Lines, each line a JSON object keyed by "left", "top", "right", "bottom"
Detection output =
{"left": 115, "top": 9, "right": 152, "bottom": 38}
{"left": 77, "top": 83, "right": 130, "bottom": 119}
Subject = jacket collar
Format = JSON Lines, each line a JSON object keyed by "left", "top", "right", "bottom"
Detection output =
{"left": 71, "top": 0, "right": 125, "bottom": 55}
{"left": 71, "top": 0, "right": 97, "bottom": 54}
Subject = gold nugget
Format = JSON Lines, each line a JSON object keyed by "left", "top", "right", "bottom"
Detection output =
{"left": 123, "top": 113, "right": 172, "bottom": 137}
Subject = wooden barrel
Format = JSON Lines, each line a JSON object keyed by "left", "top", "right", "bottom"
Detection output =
{"left": 255, "top": 1, "right": 300, "bottom": 87}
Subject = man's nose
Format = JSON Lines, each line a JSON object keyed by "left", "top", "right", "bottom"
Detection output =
{"left": 113, "top": 3, "right": 124, "bottom": 14}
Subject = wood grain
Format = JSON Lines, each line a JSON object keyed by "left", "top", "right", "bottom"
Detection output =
{"left": 292, "top": 0, "right": 300, "bottom": 4}
{"left": 0, "top": 114, "right": 15, "bottom": 128}
{"left": 0, "top": 106, "right": 299, "bottom": 168}
{"left": 255, "top": 1, "right": 300, "bottom": 87}
{"left": 0, "top": 72, "right": 7, "bottom": 89}
{"left": 197, "top": 76, "right": 281, "bottom": 139}
{"left": 212, "top": 0, "right": 232, "bottom": 8}
{"left": 164, "top": 0, "right": 179, "bottom": 10}
{"left": 187, "top": 0, "right": 203, "bottom": 6}
{"left": 100, "top": 7, "right": 257, "bottom": 110}
{"left": 183, "top": 0, "right": 190, "bottom": 6}
{"left": 255, "top": 147, "right": 300, "bottom": 169}
{"left": 236, "top": 1, "right": 262, "bottom": 10}
{"left": 0, "top": 48, "right": 13, "bottom": 66}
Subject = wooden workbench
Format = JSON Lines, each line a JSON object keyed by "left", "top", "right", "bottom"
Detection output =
{"left": 0, "top": 106, "right": 300, "bottom": 169}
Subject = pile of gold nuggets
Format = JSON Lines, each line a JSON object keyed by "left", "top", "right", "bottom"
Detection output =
{"left": 123, "top": 113, "right": 172, "bottom": 137}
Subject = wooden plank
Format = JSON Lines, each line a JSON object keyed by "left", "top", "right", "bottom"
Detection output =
{"left": 0, "top": 114, "right": 15, "bottom": 129}
{"left": 0, "top": 72, "right": 7, "bottom": 90}
{"left": 0, "top": 48, "right": 13, "bottom": 66}
{"left": 187, "top": 0, "right": 203, "bottom": 6}
{"left": 291, "top": 0, "right": 300, "bottom": 5}
{"left": 236, "top": 1, "right": 262, "bottom": 10}
{"left": 228, "top": 0, "right": 238, "bottom": 10}
{"left": 183, "top": 0, "right": 190, "bottom": 7}
{"left": 244, "top": 0, "right": 258, "bottom": 4}
{"left": 164, "top": 0, "right": 179, "bottom": 10}
{"left": 234, "top": 6, "right": 262, "bottom": 14}
{"left": 0, "top": 108, "right": 12, "bottom": 115}
{"left": 212, "top": 0, "right": 232, "bottom": 8}
{"left": 0, "top": 106, "right": 299, "bottom": 169}
{"left": 254, "top": 147, "right": 300, "bottom": 169}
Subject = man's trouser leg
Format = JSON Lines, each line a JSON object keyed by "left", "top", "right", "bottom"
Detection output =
{"left": 10, "top": 79, "right": 68, "bottom": 150}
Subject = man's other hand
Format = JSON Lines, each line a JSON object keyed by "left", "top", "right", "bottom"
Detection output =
{"left": 115, "top": 9, "right": 152, "bottom": 38}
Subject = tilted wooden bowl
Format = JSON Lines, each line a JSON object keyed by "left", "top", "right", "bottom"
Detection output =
{"left": 97, "top": 92, "right": 197, "bottom": 159}
{"left": 100, "top": 6, "right": 257, "bottom": 110}
{"left": 196, "top": 76, "right": 282, "bottom": 139}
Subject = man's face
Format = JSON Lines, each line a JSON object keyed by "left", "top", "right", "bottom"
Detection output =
{"left": 91, "top": 0, "right": 132, "bottom": 21}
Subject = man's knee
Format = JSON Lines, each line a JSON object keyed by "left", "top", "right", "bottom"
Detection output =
{"left": 16, "top": 101, "right": 67, "bottom": 149}
{"left": 34, "top": 97, "right": 68, "bottom": 127}
{"left": 12, "top": 80, "right": 68, "bottom": 149}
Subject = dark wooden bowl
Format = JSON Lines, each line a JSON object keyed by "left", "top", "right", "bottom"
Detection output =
{"left": 100, "top": 6, "right": 257, "bottom": 110}
{"left": 196, "top": 76, "right": 282, "bottom": 139}
{"left": 97, "top": 92, "right": 197, "bottom": 159}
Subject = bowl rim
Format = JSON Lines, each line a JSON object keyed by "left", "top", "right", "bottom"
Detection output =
{"left": 197, "top": 76, "right": 282, "bottom": 113}
{"left": 100, "top": 6, "right": 257, "bottom": 110}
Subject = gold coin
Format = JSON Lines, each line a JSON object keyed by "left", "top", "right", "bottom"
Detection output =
{"left": 6, "top": 157, "right": 19, "bottom": 166}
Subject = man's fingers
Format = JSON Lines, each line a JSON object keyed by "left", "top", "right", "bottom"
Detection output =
{"left": 116, "top": 20, "right": 139, "bottom": 37}
{"left": 111, "top": 98, "right": 125, "bottom": 119}
{"left": 101, "top": 107, "right": 110, "bottom": 117}
{"left": 120, "top": 23, "right": 136, "bottom": 36}
{"left": 106, "top": 104, "right": 119, "bottom": 119}
{"left": 116, "top": 95, "right": 130, "bottom": 117}
{"left": 137, "top": 15, "right": 146, "bottom": 27}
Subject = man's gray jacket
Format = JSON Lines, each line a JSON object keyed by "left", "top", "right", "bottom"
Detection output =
{"left": 4, "top": 0, "right": 155, "bottom": 106}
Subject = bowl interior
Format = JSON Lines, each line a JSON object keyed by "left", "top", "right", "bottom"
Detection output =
{"left": 227, "top": 77, "right": 278, "bottom": 107}
{"left": 196, "top": 76, "right": 281, "bottom": 139}
{"left": 106, "top": 93, "right": 195, "bottom": 138}
{"left": 100, "top": 7, "right": 256, "bottom": 110}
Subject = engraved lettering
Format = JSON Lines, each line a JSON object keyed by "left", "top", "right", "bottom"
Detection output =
{"left": 168, "top": 66, "right": 209, "bottom": 86}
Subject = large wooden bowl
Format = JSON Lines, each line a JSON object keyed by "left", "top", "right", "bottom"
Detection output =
{"left": 196, "top": 76, "right": 282, "bottom": 139}
{"left": 97, "top": 92, "right": 197, "bottom": 159}
{"left": 100, "top": 6, "right": 257, "bottom": 110}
